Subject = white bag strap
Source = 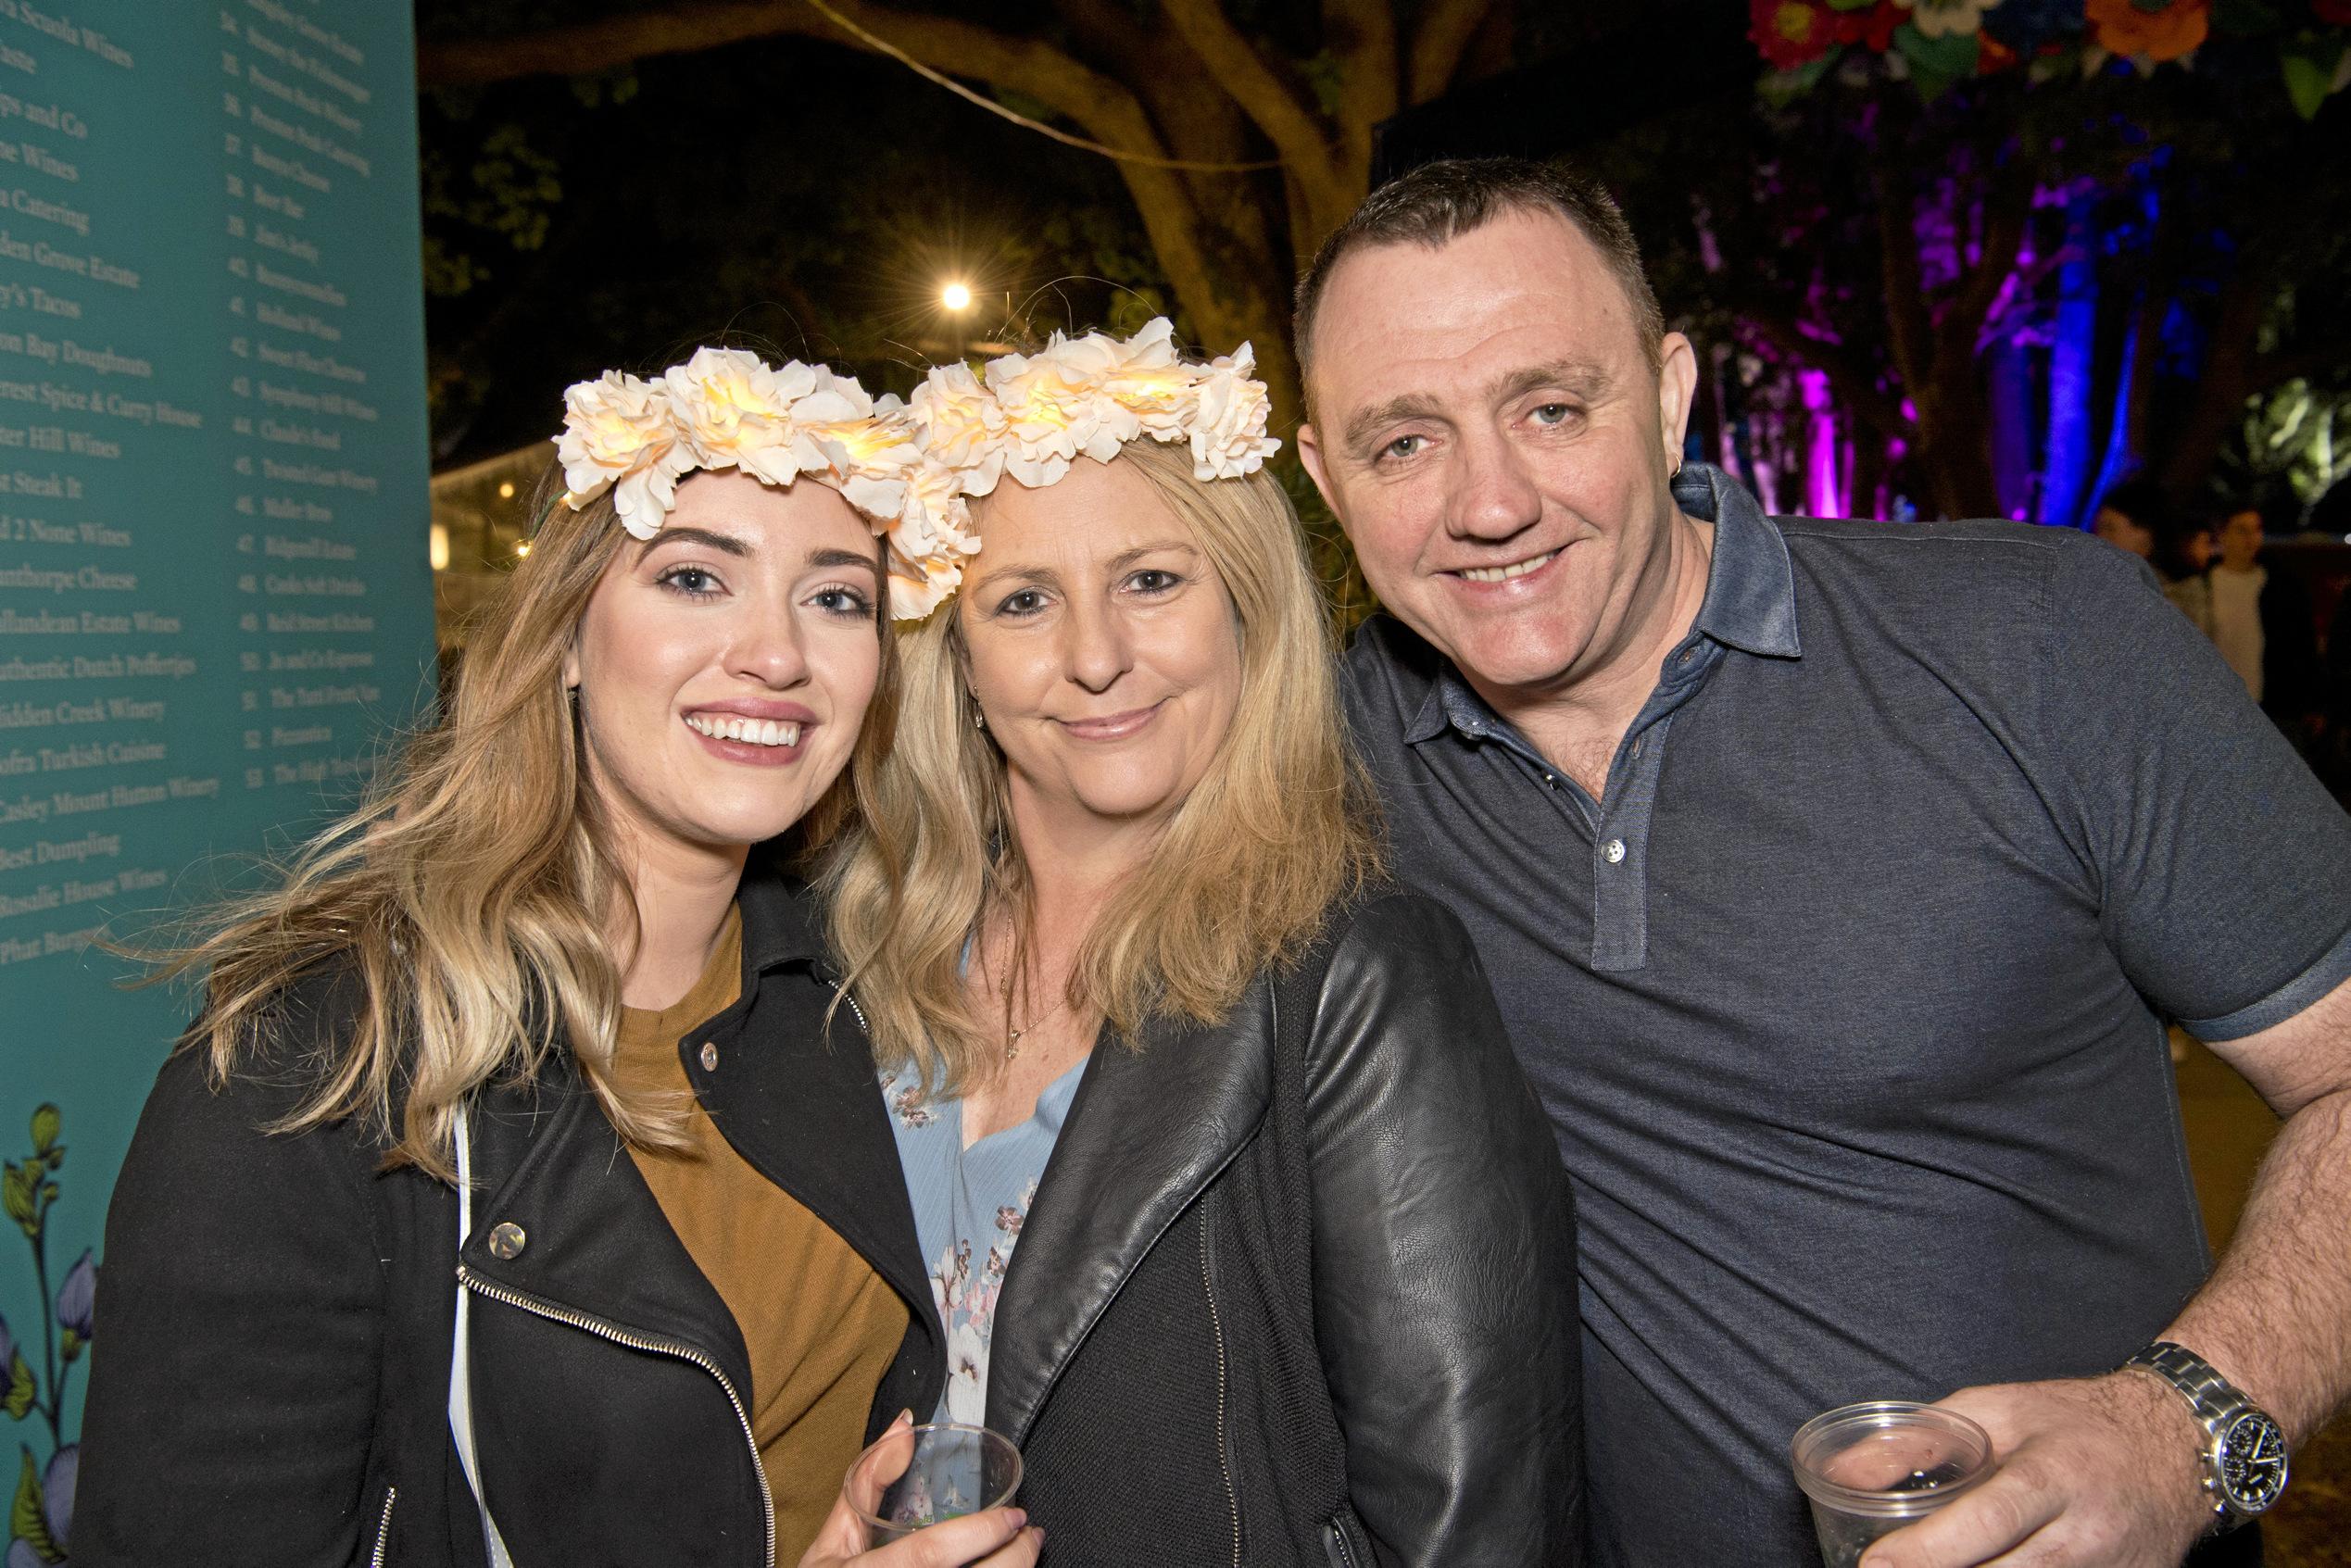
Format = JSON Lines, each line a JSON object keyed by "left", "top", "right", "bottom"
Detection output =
{"left": 451, "top": 1110, "right": 518, "bottom": 1568}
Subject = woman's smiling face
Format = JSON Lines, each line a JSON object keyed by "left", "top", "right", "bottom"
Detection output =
{"left": 565, "top": 468, "right": 883, "bottom": 858}
{"left": 958, "top": 455, "right": 1243, "bottom": 839}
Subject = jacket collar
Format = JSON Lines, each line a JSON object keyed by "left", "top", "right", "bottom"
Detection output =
{"left": 459, "top": 871, "right": 936, "bottom": 1397}
{"left": 737, "top": 849, "right": 829, "bottom": 972}
{"left": 985, "top": 994, "right": 1272, "bottom": 1443}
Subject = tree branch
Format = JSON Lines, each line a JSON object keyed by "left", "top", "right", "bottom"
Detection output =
{"left": 1406, "top": 0, "right": 1496, "bottom": 105}
{"left": 1737, "top": 307, "right": 1912, "bottom": 444}
{"left": 1161, "top": 0, "right": 1343, "bottom": 209}
{"left": 1322, "top": 0, "right": 1398, "bottom": 170}
{"left": 1868, "top": 141, "right": 1933, "bottom": 416}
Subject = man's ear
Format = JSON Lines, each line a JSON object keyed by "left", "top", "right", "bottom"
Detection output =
{"left": 1656, "top": 331, "right": 1698, "bottom": 471}
{"left": 1296, "top": 422, "right": 1346, "bottom": 529}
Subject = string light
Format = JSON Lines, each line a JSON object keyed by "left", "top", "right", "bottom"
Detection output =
{"left": 941, "top": 282, "right": 973, "bottom": 313}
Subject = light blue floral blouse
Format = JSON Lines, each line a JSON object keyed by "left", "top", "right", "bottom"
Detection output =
{"left": 879, "top": 1057, "right": 1089, "bottom": 1424}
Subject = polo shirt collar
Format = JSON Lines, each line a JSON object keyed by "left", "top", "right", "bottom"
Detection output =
{"left": 1678, "top": 461, "right": 1801, "bottom": 660}
{"left": 1402, "top": 462, "right": 1798, "bottom": 746}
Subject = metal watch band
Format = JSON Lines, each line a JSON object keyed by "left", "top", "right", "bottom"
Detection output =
{"left": 2123, "top": 1340, "right": 2275, "bottom": 1522}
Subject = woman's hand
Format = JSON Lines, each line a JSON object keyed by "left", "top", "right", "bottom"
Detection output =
{"left": 798, "top": 1413, "right": 1044, "bottom": 1568}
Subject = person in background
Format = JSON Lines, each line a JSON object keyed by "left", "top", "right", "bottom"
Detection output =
{"left": 824, "top": 321, "right": 1584, "bottom": 1566}
{"left": 2208, "top": 500, "right": 2322, "bottom": 745}
{"left": 2091, "top": 478, "right": 2165, "bottom": 563}
{"left": 1299, "top": 156, "right": 2351, "bottom": 1568}
{"left": 78, "top": 350, "right": 1039, "bottom": 1568}
{"left": 2096, "top": 478, "right": 2217, "bottom": 634}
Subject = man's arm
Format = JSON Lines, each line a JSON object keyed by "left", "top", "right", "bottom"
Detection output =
{"left": 1867, "top": 972, "right": 2351, "bottom": 1568}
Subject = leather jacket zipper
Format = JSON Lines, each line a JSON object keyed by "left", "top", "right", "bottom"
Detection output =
{"left": 369, "top": 1485, "right": 396, "bottom": 1568}
{"left": 456, "top": 1266, "right": 776, "bottom": 1566}
{"left": 1325, "top": 1520, "right": 1359, "bottom": 1568}
{"left": 1199, "top": 1215, "right": 1239, "bottom": 1568}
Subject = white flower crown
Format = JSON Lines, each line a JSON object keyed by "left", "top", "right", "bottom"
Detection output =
{"left": 551, "top": 345, "right": 948, "bottom": 619}
{"left": 548, "top": 321, "right": 1278, "bottom": 623}
{"left": 895, "top": 317, "right": 1281, "bottom": 618}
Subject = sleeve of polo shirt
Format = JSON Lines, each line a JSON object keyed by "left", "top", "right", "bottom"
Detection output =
{"left": 2042, "top": 538, "right": 2351, "bottom": 1041}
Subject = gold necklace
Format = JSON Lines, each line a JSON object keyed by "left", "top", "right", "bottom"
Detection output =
{"left": 982, "top": 935, "right": 1067, "bottom": 1063}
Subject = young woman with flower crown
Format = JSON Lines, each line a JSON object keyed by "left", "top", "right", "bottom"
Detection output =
{"left": 824, "top": 321, "right": 1584, "bottom": 1565}
{"left": 76, "top": 352, "right": 1040, "bottom": 1568}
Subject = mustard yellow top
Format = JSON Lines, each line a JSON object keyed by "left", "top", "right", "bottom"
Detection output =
{"left": 611, "top": 908, "right": 909, "bottom": 1565}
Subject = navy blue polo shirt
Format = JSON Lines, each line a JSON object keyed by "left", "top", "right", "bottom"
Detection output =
{"left": 1343, "top": 463, "right": 2351, "bottom": 1567}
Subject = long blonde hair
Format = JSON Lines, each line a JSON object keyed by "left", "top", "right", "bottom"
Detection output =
{"left": 821, "top": 438, "right": 1381, "bottom": 1091}
{"left": 152, "top": 469, "right": 890, "bottom": 1178}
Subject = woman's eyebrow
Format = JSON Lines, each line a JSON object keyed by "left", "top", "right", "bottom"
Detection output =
{"left": 805, "top": 546, "right": 880, "bottom": 573}
{"left": 1106, "top": 541, "right": 1200, "bottom": 572}
{"left": 639, "top": 525, "right": 751, "bottom": 558}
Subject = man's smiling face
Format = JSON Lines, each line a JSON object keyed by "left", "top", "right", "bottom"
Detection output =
{"left": 1299, "top": 207, "right": 1692, "bottom": 703}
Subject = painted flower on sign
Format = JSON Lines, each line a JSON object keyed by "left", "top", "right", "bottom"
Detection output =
{"left": 2085, "top": 0, "right": 2208, "bottom": 62}
{"left": 53, "top": 1252, "right": 93, "bottom": 1353}
{"left": 7, "top": 1442, "right": 74, "bottom": 1567}
{"left": 1752, "top": 0, "right": 1838, "bottom": 68}
{"left": 1831, "top": 1, "right": 1907, "bottom": 51}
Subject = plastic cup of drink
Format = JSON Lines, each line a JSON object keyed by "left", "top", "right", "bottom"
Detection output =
{"left": 1791, "top": 1400, "right": 1993, "bottom": 1568}
{"left": 844, "top": 1421, "right": 1023, "bottom": 1548}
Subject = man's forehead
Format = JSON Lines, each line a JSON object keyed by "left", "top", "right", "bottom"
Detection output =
{"left": 1306, "top": 210, "right": 1638, "bottom": 410}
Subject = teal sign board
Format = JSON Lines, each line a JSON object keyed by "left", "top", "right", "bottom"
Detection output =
{"left": 0, "top": 3, "right": 433, "bottom": 1543}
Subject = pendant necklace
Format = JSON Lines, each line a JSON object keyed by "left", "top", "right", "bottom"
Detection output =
{"left": 983, "top": 935, "right": 1066, "bottom": 1063}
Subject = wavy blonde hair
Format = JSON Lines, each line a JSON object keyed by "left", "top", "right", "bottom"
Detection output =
{"left": 821, "top": 437, "right": 1381, "bottom": 1090}
{"left": 151, "top": 468, "right": 892, "bottom": 1178}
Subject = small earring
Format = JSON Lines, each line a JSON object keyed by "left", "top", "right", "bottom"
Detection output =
{"left": 973, "top": 705, "right": 987, "bottom": 732}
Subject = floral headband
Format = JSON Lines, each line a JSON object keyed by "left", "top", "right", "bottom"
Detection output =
{"left": 550, "top": 346, "right": 951, "bottom": 620}
{"left": 550, "top": 322, "right": 1278, "bottom": 622}
{"left": 894, "top": 317, "right": 1281, "bottom": 618}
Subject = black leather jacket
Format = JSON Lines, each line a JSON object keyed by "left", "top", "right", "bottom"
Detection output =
{"left": 79, "top": 871, "right": 940, "bottom": 1568}
{"left": 79, "top": 876, "right": 1580, "bottom": 1567}
{"left": 989, "top": 888, "right": 1583, "bottom": 1567}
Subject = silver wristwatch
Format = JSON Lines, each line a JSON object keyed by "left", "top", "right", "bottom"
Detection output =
{"left": 2122, "top": 1340, "right": 2288, "bottom": 1525}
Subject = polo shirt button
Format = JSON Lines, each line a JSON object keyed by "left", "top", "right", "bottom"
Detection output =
{"left": 1603, "top": 838, "right": 1627, "bottom": 864}
{"left": 699, "top": 1041, "right": 720, "bottom": 1072}
{"left": 1678, "top": 649, "right": 1695, "bottom": 665}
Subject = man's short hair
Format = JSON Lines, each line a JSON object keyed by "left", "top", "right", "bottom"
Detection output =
{"left": 1292, "top": 157, "right": 1666, "bottom": 385}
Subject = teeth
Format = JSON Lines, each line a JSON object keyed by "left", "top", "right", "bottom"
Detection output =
{"left": 1461, "top": 550, "right": 1559, "bottom": 584}
{"left": 685, "top": 714, "right": 801, "bottom": 747}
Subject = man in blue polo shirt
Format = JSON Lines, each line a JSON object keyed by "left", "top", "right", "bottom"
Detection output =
{"left": 1297, "top": 157, "right": 2351, "bottom": 1568}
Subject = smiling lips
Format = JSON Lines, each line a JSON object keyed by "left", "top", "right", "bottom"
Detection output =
{"left": 1455, "top": 546, "right": 1561, "bottom": 584}
{"left": 1056, "top": 702, "right": 1163, "bottom": 741}
{"left": 685, "top": 713, "right": 803, "bottom": 748}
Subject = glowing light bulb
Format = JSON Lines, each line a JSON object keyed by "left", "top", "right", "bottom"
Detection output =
{"left": 515, "top": 540, "right": 533, "bottom": 558}
{"left": 429, "top": 522, "right": 450, "bottom": 572}
{"left": 941, "top": 282, "right": 973, "bottom": 313}
{"left": 497, "top": 481, "right": 516, "bottom": 499}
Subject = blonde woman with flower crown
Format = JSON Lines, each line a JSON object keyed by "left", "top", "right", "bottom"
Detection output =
{"left": 823, "top": 322, "right": 1584, "bottom": 1566}
{"left": 77, "top": 353, "right": 1040, "bottom": 1568}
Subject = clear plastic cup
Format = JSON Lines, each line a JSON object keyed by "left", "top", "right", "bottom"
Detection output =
{"left": 1791, "top": 1401, "right": 1993, "bottom": 1568}
{"left": 844, "top": 1421, "right": 1023, "bottom": 1548}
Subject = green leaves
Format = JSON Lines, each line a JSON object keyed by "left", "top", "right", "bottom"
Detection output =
{"left": 27, "top": 1106, "right": 57, "bottom": 1159}
{"left": 2281, "top": 33, "right": 2348, "bottom": 119}
{"left": 11, "top": 1446, "right": 59, "bottom": 1562}
{"left": 1, "top": 1162, "right": 33, "bottom": 1238}
{"left": 3, "top": 1352, "right": 31, "bottom": 1421}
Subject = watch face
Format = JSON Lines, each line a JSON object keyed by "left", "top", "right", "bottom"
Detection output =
{"left": 2216, "top": 1411, "right": 2289, "bottom": 1513}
